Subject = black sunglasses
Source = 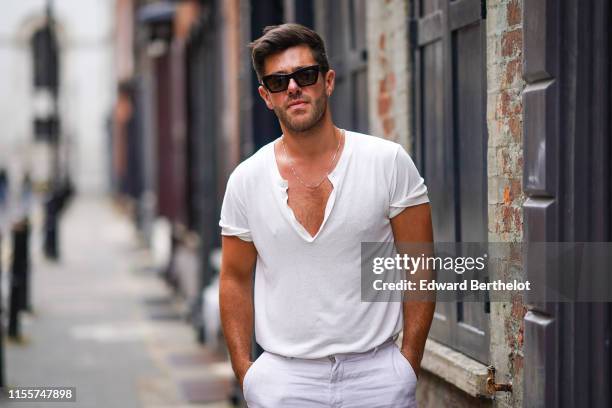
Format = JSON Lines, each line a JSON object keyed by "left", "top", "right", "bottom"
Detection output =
{"left": 261, "top": 65, "right": 322, "bottom": 93}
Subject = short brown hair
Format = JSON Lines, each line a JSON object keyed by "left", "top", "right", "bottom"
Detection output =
{"left": 248, "top": 23, "right": 330, "bottom": 81}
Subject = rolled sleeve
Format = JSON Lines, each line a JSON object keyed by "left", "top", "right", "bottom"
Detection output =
{"left": 389, "top": 146, "right": 429, "bottom": 218}
{"left": 219, "top": 170, "right": 253, "bottom": 241}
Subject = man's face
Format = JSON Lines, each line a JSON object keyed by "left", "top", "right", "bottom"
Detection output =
{"left": 258, "top": 45, "right": 335, "bottom": 133}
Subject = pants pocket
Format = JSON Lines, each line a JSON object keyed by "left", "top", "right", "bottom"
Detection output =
{"left": 243, "top": 352, "right": 268, "bottom": 398}
{"left": 391, "top": 346, "right": 418, "bottom": 383}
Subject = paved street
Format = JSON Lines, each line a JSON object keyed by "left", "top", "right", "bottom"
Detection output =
{"left": 1, "top": 196, "right": 234, "bottom": 408}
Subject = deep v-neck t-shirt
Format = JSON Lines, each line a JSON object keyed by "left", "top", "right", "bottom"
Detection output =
{"left": 219, "top": 131, "right": 429, "bottom": 359}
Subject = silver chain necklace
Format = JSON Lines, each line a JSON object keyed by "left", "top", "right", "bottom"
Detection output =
{"left": 281, "top": 128, "right": 344, "bottom": 189}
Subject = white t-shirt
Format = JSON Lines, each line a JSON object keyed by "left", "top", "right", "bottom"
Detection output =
{"left": 219, "top": 131, "right": 429, "bottom": 359}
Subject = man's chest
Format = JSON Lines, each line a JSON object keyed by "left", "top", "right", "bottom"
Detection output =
{"left": 286, "top": 179, "right": 334, "bottom": 237}
{"left": 248, "top": 173, "right": 390, "bottom": 245}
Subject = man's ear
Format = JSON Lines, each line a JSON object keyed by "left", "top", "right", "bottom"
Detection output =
{"left": 257, "top": 85, "right": 275, "bottom": 110}
{"left": 324, "top": 69, "right": 336, "bottom": 97}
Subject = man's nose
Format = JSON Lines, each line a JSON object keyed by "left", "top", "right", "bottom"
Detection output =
{"left": 287, "top": 78, "right": 301, "bottom": 94}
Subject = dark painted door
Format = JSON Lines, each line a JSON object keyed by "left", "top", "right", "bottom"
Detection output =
{"left": 411, "top": 0, "right": 489, "bottom": 363}
{"left": 522, "top": 0, "right": 612, "bottom": 406}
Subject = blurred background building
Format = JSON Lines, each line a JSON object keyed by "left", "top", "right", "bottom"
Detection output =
{"left": 0, "top": 0, "right": 114, "bottom": 194}
{"left": 0, "top": 0, "right": 610, "bottom": 407}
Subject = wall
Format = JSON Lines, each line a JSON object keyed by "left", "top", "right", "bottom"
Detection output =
{"left": 0, "top": 0, "right": 115, "bottom": 195}
{"left": 486, "top": 0, "right": 526, "bottom": 407}
{"left": 365, "top": 0, "right": 410, "bottom": 148}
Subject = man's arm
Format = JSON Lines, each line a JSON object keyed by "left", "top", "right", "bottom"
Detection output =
{"left": 219, "top": 235, "right": 258, "bottom": 386}
{"left": 390, "top": 202, "right": 435, "bottom": 378}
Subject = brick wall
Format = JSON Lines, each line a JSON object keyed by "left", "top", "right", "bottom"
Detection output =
{"left": 486, "top": 1, "right": 526, "bottom": 407}
{"left": 365, "top": 0, "right": 411, "bottom": 148}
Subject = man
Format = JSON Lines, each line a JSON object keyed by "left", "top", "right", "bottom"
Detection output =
{"left": 219, "top": 23, "right": 434, "bottom": 407}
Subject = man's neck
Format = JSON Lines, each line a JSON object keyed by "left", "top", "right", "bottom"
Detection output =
{"left": 281, "top": 116, "right": 338, "bottom": 159}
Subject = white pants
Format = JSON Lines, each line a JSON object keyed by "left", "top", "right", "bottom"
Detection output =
{"left": 242, "top": 341, "right": 417, "bottom": 407}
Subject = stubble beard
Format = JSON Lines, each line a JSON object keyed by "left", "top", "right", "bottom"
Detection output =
{"left": 274, "top": 92, "right": 328, "bottom": 133}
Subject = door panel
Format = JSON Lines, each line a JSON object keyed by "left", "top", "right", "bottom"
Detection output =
{"left": 411, "top": 0, "right": 489, "bottom": 363}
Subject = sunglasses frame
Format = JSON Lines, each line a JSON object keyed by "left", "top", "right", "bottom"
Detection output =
{"left": 261, "top": 65, "right": 322, "bottom": 93}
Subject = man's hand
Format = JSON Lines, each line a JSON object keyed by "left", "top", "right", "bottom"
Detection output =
{"left": 400, "top": 347, "right": 421, "bottom": 379}
{"left": 219, "top": 236, "right": 258, "bottom": 384}
{"left": 390, "top": 203, "right": 435, "bottom": 380}
{"left": 236, "top": 360, "right": 253, "bottom": 387}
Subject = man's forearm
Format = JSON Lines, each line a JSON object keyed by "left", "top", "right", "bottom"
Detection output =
{"left": 219, "top": 274, "right": 254, "bottom": 376}
{"left": 389, "top": 203, "right": 435, "bottom": 377}
{"left": 401, "top": 300, "right": 435, "bottom": 377}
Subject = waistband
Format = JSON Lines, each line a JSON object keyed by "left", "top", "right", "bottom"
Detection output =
{"left": 269, "top": 335, "right": 399, "bottom": 363}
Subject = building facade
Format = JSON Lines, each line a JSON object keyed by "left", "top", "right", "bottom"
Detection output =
{"left": 114, "top": 1, "right": 611, "bottom": 406}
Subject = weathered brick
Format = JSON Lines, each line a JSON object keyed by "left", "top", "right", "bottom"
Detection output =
{"left": 508, "top": 115, "right": 521, "bottom": 142}
{"left": 512, "top": 353, "right": 524, "bottom": 375}
{"left": 498, "top": 89, "right": 512, "bottom": 117}
{"left": 516, "top": 155, "right": 524, "bottom": 174}
{"left": 503, "top": 184, "right": 512, "bottom": 204}
{"left": 510, "top": 179, "right": 522, "bottom": 200}
{"left": 501, "top": 29, "right": 522, "bottom": 57}
{"left": 378, "top": 91, "right": 391, "bottom": 116}
{"left": 366, "top": 0, "right": 409, "bottom": 144}
{"left": 386, "top": 72, "right": 396, "bottom": 89}
{"left": 504, "top": 58, "right": 522, "bottom": 88}
{"left": 507, "top": 0, "right": 521, "bottom": 26}
{"left": 487, "top": 2, "right": 526, "bottom": 404}
{"left": 383, "top": 117, "right": 395, "bottom": 136}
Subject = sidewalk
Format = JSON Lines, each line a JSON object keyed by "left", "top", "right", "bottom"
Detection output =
{"left": 1, "top": 196, "right": 234, "bottom": 408}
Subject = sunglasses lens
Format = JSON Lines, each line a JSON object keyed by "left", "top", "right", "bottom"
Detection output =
{"left": 294, "top": 68, "right": 319, "bottom": 87}
{"left": 262, "top": 66, "right": 320, "bottom": 92}
{"left": 264, "top": 75, "right": 288, "bottom": 92}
